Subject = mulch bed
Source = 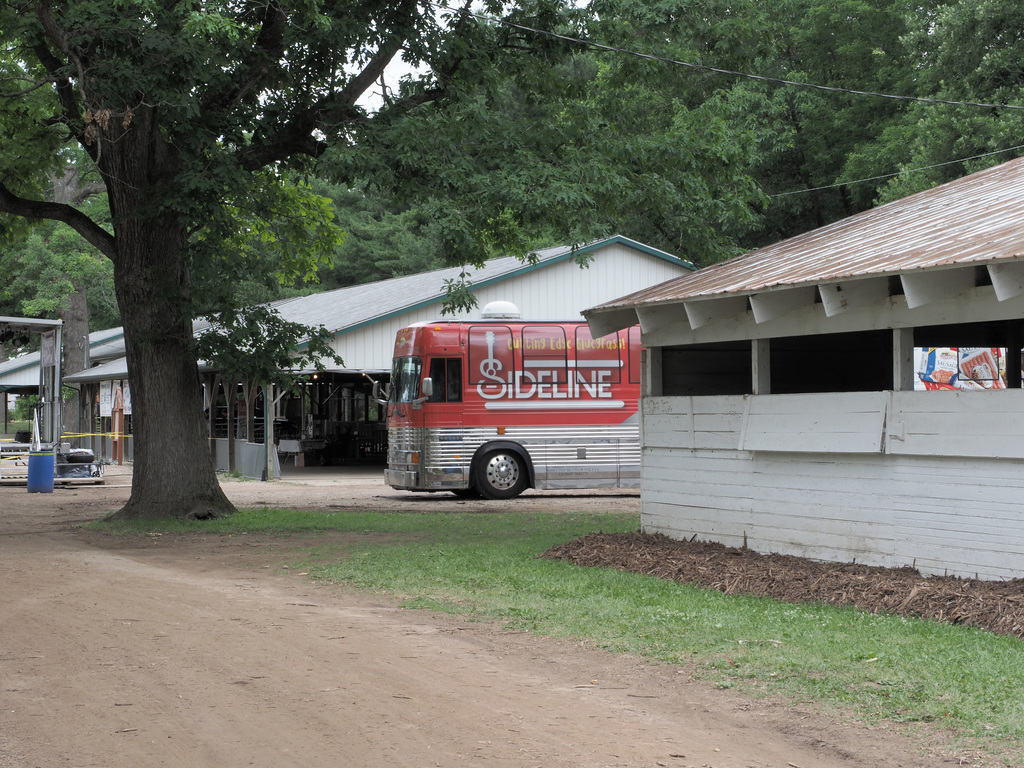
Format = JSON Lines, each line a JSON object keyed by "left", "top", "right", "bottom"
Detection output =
{"left": 540, "top": 531, "right": 1024, "bottom": 640}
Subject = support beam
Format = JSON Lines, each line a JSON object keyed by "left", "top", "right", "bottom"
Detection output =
{"left": 207, "top": 372, "right": 221, "bottom": 460}
{"left": 636, "top": 303, "right": 688, "bottom": 335}
{"left": 900, "top": 268, "right": 975, "bottom": 309}
{"left": 223, "top": 378, "right": 237, "bottom": 474}
{"left": 585, "top": 308, "right": 639, "bottom": 338}
{"left": 749, "top": 286, "right": 817, "bottom": 324}
{"left": 642, "top": 347, "right": 663, "bottom": 398}
{"left": 752, "top": 339, "right": 770, "bottom": 395}
{"left": 683, "top": 296, "right": 747, "bottom": 329}
{"left": 264, "top": 382, "right": 274, "bottom": 482}
{"left": 1008, "top": 321, "right": 1022, "bottom": 389}
{"left": 819, "top": 278, "right": 890, "bottom": 317}
{"left": 988, "top": 261, "right": 1024, "bottom": 302}
{"left": 892, "top": 328, "right": 915, "bottom": 391}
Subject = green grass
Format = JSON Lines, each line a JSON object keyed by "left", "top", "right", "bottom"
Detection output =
{"left": 91, "top": 507, "right": 1024, "bottom": 762}
{"left": 2, "top": 420, "right": 30, "bottom": 438}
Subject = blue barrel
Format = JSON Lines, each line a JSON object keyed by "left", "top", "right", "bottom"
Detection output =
{"left": 27, "top": 452, "right": 55, "bottom": 493}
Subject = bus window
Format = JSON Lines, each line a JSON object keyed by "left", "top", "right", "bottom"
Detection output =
{"left": 469, "top": 326, "right": 515, "bottom": 384}
{"left": 427, "top": 358, "right": 463, "bottom": 402}
{"left": 522, "top": 325, "right": 568, "bottom": 384}
{"left": 575, "top": 326, "right": 622, "bottom": 384}
{"left": 391, "top": 356, "right": 423, "bottom": 403}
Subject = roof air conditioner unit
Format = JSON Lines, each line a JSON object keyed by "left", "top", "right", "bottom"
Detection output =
{"left": 480, "top": 301, "right": 522, "bottom": 320}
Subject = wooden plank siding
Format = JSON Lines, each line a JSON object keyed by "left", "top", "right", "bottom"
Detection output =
{"left": 889, "top": 389, "right": 1024, "bottom": 459}
{"left": 641, "top": 392, "right": 1024, "bottom": 579}
{"left": 642, "top": 396, "right": 744, "bottom": 450}
{"left": 738, "top": 392, "right": 887, "bottom": 454}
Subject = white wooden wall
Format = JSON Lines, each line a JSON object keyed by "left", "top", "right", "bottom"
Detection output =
{"left": 642, "top": 390, "right": 1024, "bottom": 580}
{"left": 334, "top": 244, "right": 691, "bottom": 370}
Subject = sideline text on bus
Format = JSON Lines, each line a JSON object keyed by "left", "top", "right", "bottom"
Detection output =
{"left": 380, "top": 316, "right": 642, "bottom": 499}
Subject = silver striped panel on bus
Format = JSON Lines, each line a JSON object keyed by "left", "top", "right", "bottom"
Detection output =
{"left": 389, "top": 425, "right": 639, "bottom": 490}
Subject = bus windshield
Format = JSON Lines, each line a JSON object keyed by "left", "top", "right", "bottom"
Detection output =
{"left": 391, "top": 356, "right": 423, "bottom": 403}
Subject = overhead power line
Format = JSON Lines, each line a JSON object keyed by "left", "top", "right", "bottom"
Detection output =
{"left": 433, "top": 2, "right": 1024, "bottom": 112}
{"left": 772, "top": 144, "right": 1024, "bottom": 197}
{"left": 426, "top": 3, "right": 1024, "bottom": 199}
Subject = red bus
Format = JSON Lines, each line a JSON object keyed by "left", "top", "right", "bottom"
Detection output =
{"left": 380, "top": 318, "right": 642, "bottom": 499}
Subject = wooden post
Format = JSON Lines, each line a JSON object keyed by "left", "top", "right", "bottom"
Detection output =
{"left": 263, "top": 382, "right": 273, "bottom": 482}
{"left": 223, "top": 378, "right": 236, "bottom": 475}
{"left": 1007, "top": 321, "right": 1022, "bottom": 389}
{"left": 111, "top": 384, "right": 124, "bottom": 466}
{"left": 892, "top": 328, "right": 915, "bottom": 391}
{"left": 207, "top": 373, "right": 220, "bottom": 464}
{"left": 642, "top": 347, "right": 662, "bottom": 397}
{"left": 752, "top": 339, "right": 771, "bottom": 395}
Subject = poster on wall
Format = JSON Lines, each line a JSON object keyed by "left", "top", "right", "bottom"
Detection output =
{"left": 122, "top": 381, "right": 132, "bottom": 416}
{"left": 957, "top": 348, "right": 1004, "bottom": 389}
{"left": 40, "top": 330, "right": 56, "bottom": 368}
{"left": 99, "top": 380, "right": 113, "bottom": 417}
{"left": 916, "top": 348, "right": 1007, "bottom": 390}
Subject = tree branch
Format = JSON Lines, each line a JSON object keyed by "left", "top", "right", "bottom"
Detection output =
{"left": 0, "top": 183, "right": 115, "bottom": 259}
{"left": 0, "top": 75, "right": 55, "bottom": 98}
{"left": 349, "top": 2, "right": 476, "bottom": 120}
{"left": 67, "top": 180, "right": 106, "bottom": 205}
{"left": 48, "top": 166, "right": 106, "bottom": 205}
{"left": 32, "top": 2, "right": 93, "bottom": 158}
{"left": 234, "top": 0, "right": 430, "bottom": 170}
{"left": 198, "top": 0, "right": 289, "bottom": 120}
{"left": 337, "top": 37, "right": 406, "bottom": 109}
{"left": 236, "top": 0, "right": 476, "bottom": 171}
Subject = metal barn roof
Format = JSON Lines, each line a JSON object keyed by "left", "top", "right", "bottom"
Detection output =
{"left": 586, "top": 157, "right": 1024, "bottom": 341}
{"left": 0, "top": 326, "right": 126, "bottom": 390}
{"left": 57, "top": 235, "right": 689, "bottom": 384}
{"left": 265, "top": 235, "right": 688, "bottom": 339}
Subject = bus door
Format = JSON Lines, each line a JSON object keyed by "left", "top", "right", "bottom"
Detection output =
{"left": 420, "top": 326, "right": 464, "bottom": 429}
{"left": 424, "top": 356, "right": 464, "bottom": 426}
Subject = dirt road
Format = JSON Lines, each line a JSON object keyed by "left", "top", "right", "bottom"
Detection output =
{"left": 1, "top": 468, "right": 952, "bottom": 767}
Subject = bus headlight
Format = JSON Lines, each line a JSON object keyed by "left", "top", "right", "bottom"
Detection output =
{"left": 394, "top": 451, "right": 419, "bottom": 465}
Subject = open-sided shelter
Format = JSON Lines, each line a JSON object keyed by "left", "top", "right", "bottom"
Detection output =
{"left": 586, "top": 157, "right": 1024, "bottom": 580}
{"left": 0, "top": 316, "right": 63, "bottom": 443}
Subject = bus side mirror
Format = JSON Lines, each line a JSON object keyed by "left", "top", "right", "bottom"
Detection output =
{"left": 372, "top": 380, "right": 391, "bottom": 406}
{"left": 412, "top": 377, "right": 433, "bottom": 409}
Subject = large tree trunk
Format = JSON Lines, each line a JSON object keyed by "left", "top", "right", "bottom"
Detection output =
{"left": 102, "top": 110, "right": 234, "bottom": 520}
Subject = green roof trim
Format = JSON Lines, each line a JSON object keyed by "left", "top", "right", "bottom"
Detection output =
{"left": 572, "top": 235, "right": 696, "bottom": 270}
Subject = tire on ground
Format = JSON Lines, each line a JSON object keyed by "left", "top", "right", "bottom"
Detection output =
{"left": 473, "top": 449, "right": 529, "bottom": 500}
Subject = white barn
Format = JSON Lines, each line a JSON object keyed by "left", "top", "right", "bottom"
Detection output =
{"left": 7, "top": 236, "right": 692, "bottom": 471}
{"left": 269, "top": 235, "right": 693, "bottom": 371}
{"left": 586, "top": 158, "right": 1024, "bottom": 581}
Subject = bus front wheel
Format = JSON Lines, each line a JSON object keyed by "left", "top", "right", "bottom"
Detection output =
{"left": 475, "top": 450, "right": 528, "bottom": 500}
